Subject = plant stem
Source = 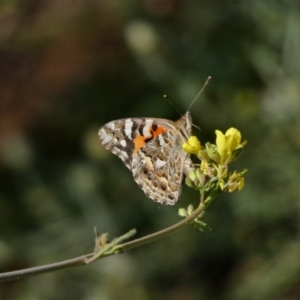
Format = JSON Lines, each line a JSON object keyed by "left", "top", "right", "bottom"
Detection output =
{"left": 0, "top": 202, "right": 205, "bottom": 282}
{"left": 116, "top": 201, "right": 205, "bottom": 252}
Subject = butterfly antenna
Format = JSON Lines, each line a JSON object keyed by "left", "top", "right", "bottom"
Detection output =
{"left": 163, "top": 94, "right": 182, "bottom": 116}
{"left": 187, "top": 76, "right": 211, "bottom": 112}
{"left": 192, "top": 123, "right": 201, "bottom": 131}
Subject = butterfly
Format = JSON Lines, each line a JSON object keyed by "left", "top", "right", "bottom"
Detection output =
{"left": 99, "top": 112, "right": 193, "bottom": 205}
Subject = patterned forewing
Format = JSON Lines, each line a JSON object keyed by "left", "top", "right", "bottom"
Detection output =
{"left": 99, "top": 119, "right": 134, "bottom": 169}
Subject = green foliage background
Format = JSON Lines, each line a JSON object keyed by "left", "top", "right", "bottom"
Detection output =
{"left": 1, "top": 1, "right": 300, "bottom": 299}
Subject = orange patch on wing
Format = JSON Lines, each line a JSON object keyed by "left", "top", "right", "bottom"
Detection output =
{"left": 133, "top": 126, "right": 167, "bottom": 154}
{"left": 152, "top": 126, "right": 166, "bottom": 137}
{"left": 133, "top": 135, "right": 148, "bottom": 154}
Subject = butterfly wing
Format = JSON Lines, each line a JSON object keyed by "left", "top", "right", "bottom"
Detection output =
{"left": 99, "top": 113, "right": 192, "bottom": 205}
{"left": 99, "top": 118, "right": 136, "bottom": 169}
{"left": 132, "top": 128, "right": 191, "bottom": 205}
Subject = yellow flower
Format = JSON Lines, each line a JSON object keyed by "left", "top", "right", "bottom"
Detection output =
{"left": 228, "top": 172, "right": 245, "bottom": 192}
{"left": 219, "top": 179, "right": 225, "bottom": 191}
{"left": 200, "top": 161, "right": 210, "bottom": 175}
{"left": 215, "top": 128, "right": 246, "bottom": 164}
{"left": 182, "top": 136, "right": 202, "bottom": 155}
{"left": 218, "top": 170, "right": 246, "bottom": 192}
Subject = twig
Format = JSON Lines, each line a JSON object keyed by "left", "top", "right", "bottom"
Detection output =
{"left": 0, "top": 201, "right": 205, "bottom": 282}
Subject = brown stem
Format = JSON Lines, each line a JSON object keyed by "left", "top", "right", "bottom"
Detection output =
{"left": 0, "top": 202, "right": 205, "bottom": 282}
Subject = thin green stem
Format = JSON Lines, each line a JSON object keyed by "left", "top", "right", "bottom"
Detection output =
{"left": 0, "top": 201, "right": 206, "bottom": 282}
{"left": 116, "top": 201, "right": 205, "bottom": 252}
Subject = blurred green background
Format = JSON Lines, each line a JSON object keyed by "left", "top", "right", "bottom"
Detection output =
{"left": 1, "top": 1, "right": 300, "bottom": 299}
